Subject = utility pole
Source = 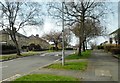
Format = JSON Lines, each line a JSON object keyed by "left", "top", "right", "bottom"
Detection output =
{"left": 62, "top": 0, "right": 65, "bottom": 66}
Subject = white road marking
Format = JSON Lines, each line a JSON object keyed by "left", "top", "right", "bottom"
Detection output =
{"left": 1, "top": 74, "right": 21, "bottom": 82}
{"left": 0, "top": 66, "right": 8, "bottom": 69}
{"left": 40, "top": 54, "right": 45, "bottom": 56}
{"left": 9, "top": 60, "right": 14, "bottom": 61}
{"left": 55, "top": 54, "right": 59, "bottom": 56}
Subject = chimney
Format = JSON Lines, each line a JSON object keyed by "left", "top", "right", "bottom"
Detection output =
{"left": 36, "top": 34, "right": 39, "bottom": 37}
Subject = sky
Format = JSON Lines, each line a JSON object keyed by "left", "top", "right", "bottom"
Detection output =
{"left": 0, "top": 0, "right": 119, "bottom": 46}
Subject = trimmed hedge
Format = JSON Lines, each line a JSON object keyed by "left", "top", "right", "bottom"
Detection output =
{"left": 97, "top": 45, "right": 104, "bottom": 49}
{"left": 104, "top": 44, "right": 117, "bottom": 52}
{"left": 104, "top": 44, "right": 120, "bottom": 55}
{"left": 0, "top": 44, "right": 17, "bottom": 54}
{"left": 111, "top": 48, "right": 120, "bottom": 54}
{"left": 65, "top": 48, "right": 73, "bottom": 50}
{"left": 1, "top": 44, "right": 16, "bottom": 50}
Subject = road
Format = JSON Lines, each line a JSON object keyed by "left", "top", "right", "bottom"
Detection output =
{"left": 1, "top": 51, "right": 74, "bottom": 81}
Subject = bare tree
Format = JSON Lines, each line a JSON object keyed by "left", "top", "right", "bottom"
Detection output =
{"left": 42, "top": 31, "right": 62, "bottom": 50}
{"left": 48, "top": 1, "right": 109, "bottom": 56}
{"left": 42, "top": 29, "right": 70, "bottom": 50}
{"left": 0, "top": 1, "right": 43, "bottom": 56}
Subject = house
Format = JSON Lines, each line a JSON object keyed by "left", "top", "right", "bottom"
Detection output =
{"left": 0, "top": 30, "right": 50, "bottom": 50}
{"left": 28, "top": 34, "right": 50, "bottom": 49}
{"left": 0, "top": 30, "right": 29, "bottom": 49}
{"left": 109, "top": 28, "right": 120, "bottom": 44}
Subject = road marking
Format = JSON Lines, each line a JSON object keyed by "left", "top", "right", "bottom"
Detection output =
{"left": 9, "top": 60, "right": 14, "bottom": 61}
{"left": 40, "top": 54, "right": 45, "bottom": 56}
{"left": 1, "top": 74, "right": 21, "bottom": 82}
{"left": 55, "top": 54, "right": 59, "bottom": 56}
{"left": 0, "top": 66, "right": 8, "bottom": 69}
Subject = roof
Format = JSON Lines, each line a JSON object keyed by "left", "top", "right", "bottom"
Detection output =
{"left": 109, "top": 28, "right": 120, "bottom": 35}
{"left": 0, "top": 30, "right": 28, "bottom": 38}
{"left": 29, "top": 35, "right": 49, "bottom": 44}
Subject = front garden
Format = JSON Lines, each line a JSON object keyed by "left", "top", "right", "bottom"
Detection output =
{"left": 97, "top": 44, "right": 120, "bottom": 59}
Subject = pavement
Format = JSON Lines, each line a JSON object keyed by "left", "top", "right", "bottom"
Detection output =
{"left": 29, "top": 50, "right": 119, "bottom": 82}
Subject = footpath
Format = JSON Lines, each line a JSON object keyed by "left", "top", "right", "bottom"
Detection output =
{"left": 30, "top": 50, "right": 119, "bottom": 82}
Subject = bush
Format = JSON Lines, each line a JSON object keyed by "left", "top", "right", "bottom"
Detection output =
{"left": 2, "top": 50, "right": 17, "bottom": 54}
{"left": 0, "top": 44, "right": 17, "bottom": 54}
{"left": 28, "top": 44, "right": 42, "bottom": 51}
{"left": 111, "top": 48, "right": 120, "bottom": 54}
{"left": 65, "top": 48, "right": 73, "bottom": 50}
{"left": 97, "top": 45, "right": 104, "bottom": 49}
{"left": 1, "top": 44, "right": 16, "bottom": 50}
{"left": 104, "top": 45, "right": 115, "bottom": 52}
{"left": 49, "top": 47, "right": 58, "bottom": 50}
{"left": 34, "top": 44, "right": 42, "bottom": 51}
{"left": 21, "top": 46, "right": 28, "bottom": 49}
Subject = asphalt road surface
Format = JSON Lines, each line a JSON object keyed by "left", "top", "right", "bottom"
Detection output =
{"left": 1, "top": 51, "right": 74, "bottom": 81}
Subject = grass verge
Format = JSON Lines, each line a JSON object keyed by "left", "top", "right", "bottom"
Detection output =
{"left": 0, "top": 51, "right": 42, "bottom": 61}
{"left": 65, "top": 50, "right": 91, "bottom": 60}
{"left": 12, "top": 74, "right": 79, "bottom": 82}
{"left": 45, "top": 61, "right": 87, "bottom": 71}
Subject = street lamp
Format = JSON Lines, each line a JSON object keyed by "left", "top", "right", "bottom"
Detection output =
{"left": 62, "top": 0, "right": 65, "bottom": 66}
{"left": 61, "top": 0, "right": 74, "bottom": 66}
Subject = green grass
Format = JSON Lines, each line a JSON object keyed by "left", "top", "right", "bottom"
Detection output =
{"left": 45, "top": 61, "right": 87, "bottom": 71}
{"left": 0, "top": 51, "right": 41, "bottom": 61}
{"left": 12, "top": 74, "right": 79, "bottom": 82}
{"left": 65, "top": 50, "right": 91, "bottom": 60}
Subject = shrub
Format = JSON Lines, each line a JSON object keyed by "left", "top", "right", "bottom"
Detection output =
{"left": 34, "top": 44, "right": 42, "bottom": 51}
{"left": 65, "top": 48, "right": 73, "bottom": 50}
{"left": 21, "top": 46, "right": 28, "bottom": 49}
{"left": 97, "top": 45, "right": 104, "bottom": 49}
{"left": 1, "top": 44, "right": 16, "bottom": 50}
{"left": 2, "top": 50, "right": 17, "bottom": 54}
{"left": 104, "top": 44, "right": 115, "bottom": 52}
{"left": 49, "top": 47, "right": 57, "bottom": 50}
{"left": 0, "top": 44, "right": 17, "bottom": 54}
{"left": 28, "top": 44, "right": 42, "bottom": 51}
{"left": 111, "top": 48, "right": 120, "bottom": 54}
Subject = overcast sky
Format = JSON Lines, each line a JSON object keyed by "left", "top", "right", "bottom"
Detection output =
{"left": 0, "top": 0, "right": 119, "bottom": 46}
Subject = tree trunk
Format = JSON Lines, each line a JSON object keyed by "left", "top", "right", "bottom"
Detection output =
{"left": 82, "top": 41, "right": 85, "bottom": 52}
{"left": 10, "top": 30, "right": 21, "bottom": 56}
{"left": 55, "top": 43, "right": 58, "bottom": 51}
{"left": 78, "top": 37, "right": 82, "bottom": 56}
{"left": 14, "top": 40, "right": 21, "bottom": 56}
{"left": 85, "top": 41, "right": 87, "bottom": 50}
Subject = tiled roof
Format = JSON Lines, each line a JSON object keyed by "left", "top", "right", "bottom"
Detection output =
{"left": 0, "top": 30, "right": 28, "bottom": 38}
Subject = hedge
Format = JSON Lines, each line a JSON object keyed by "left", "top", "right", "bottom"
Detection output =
{"left": 97, "top": 45, "right": 104, "bottom": 49}
{"left": 104, "top": 44, "right": 120, "bottom": 54}
{"left": 0, "top": 44, "right": 17, "bottom": 54}
{"left": 111, "top": 48, "right": 120, "bottom": 54}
